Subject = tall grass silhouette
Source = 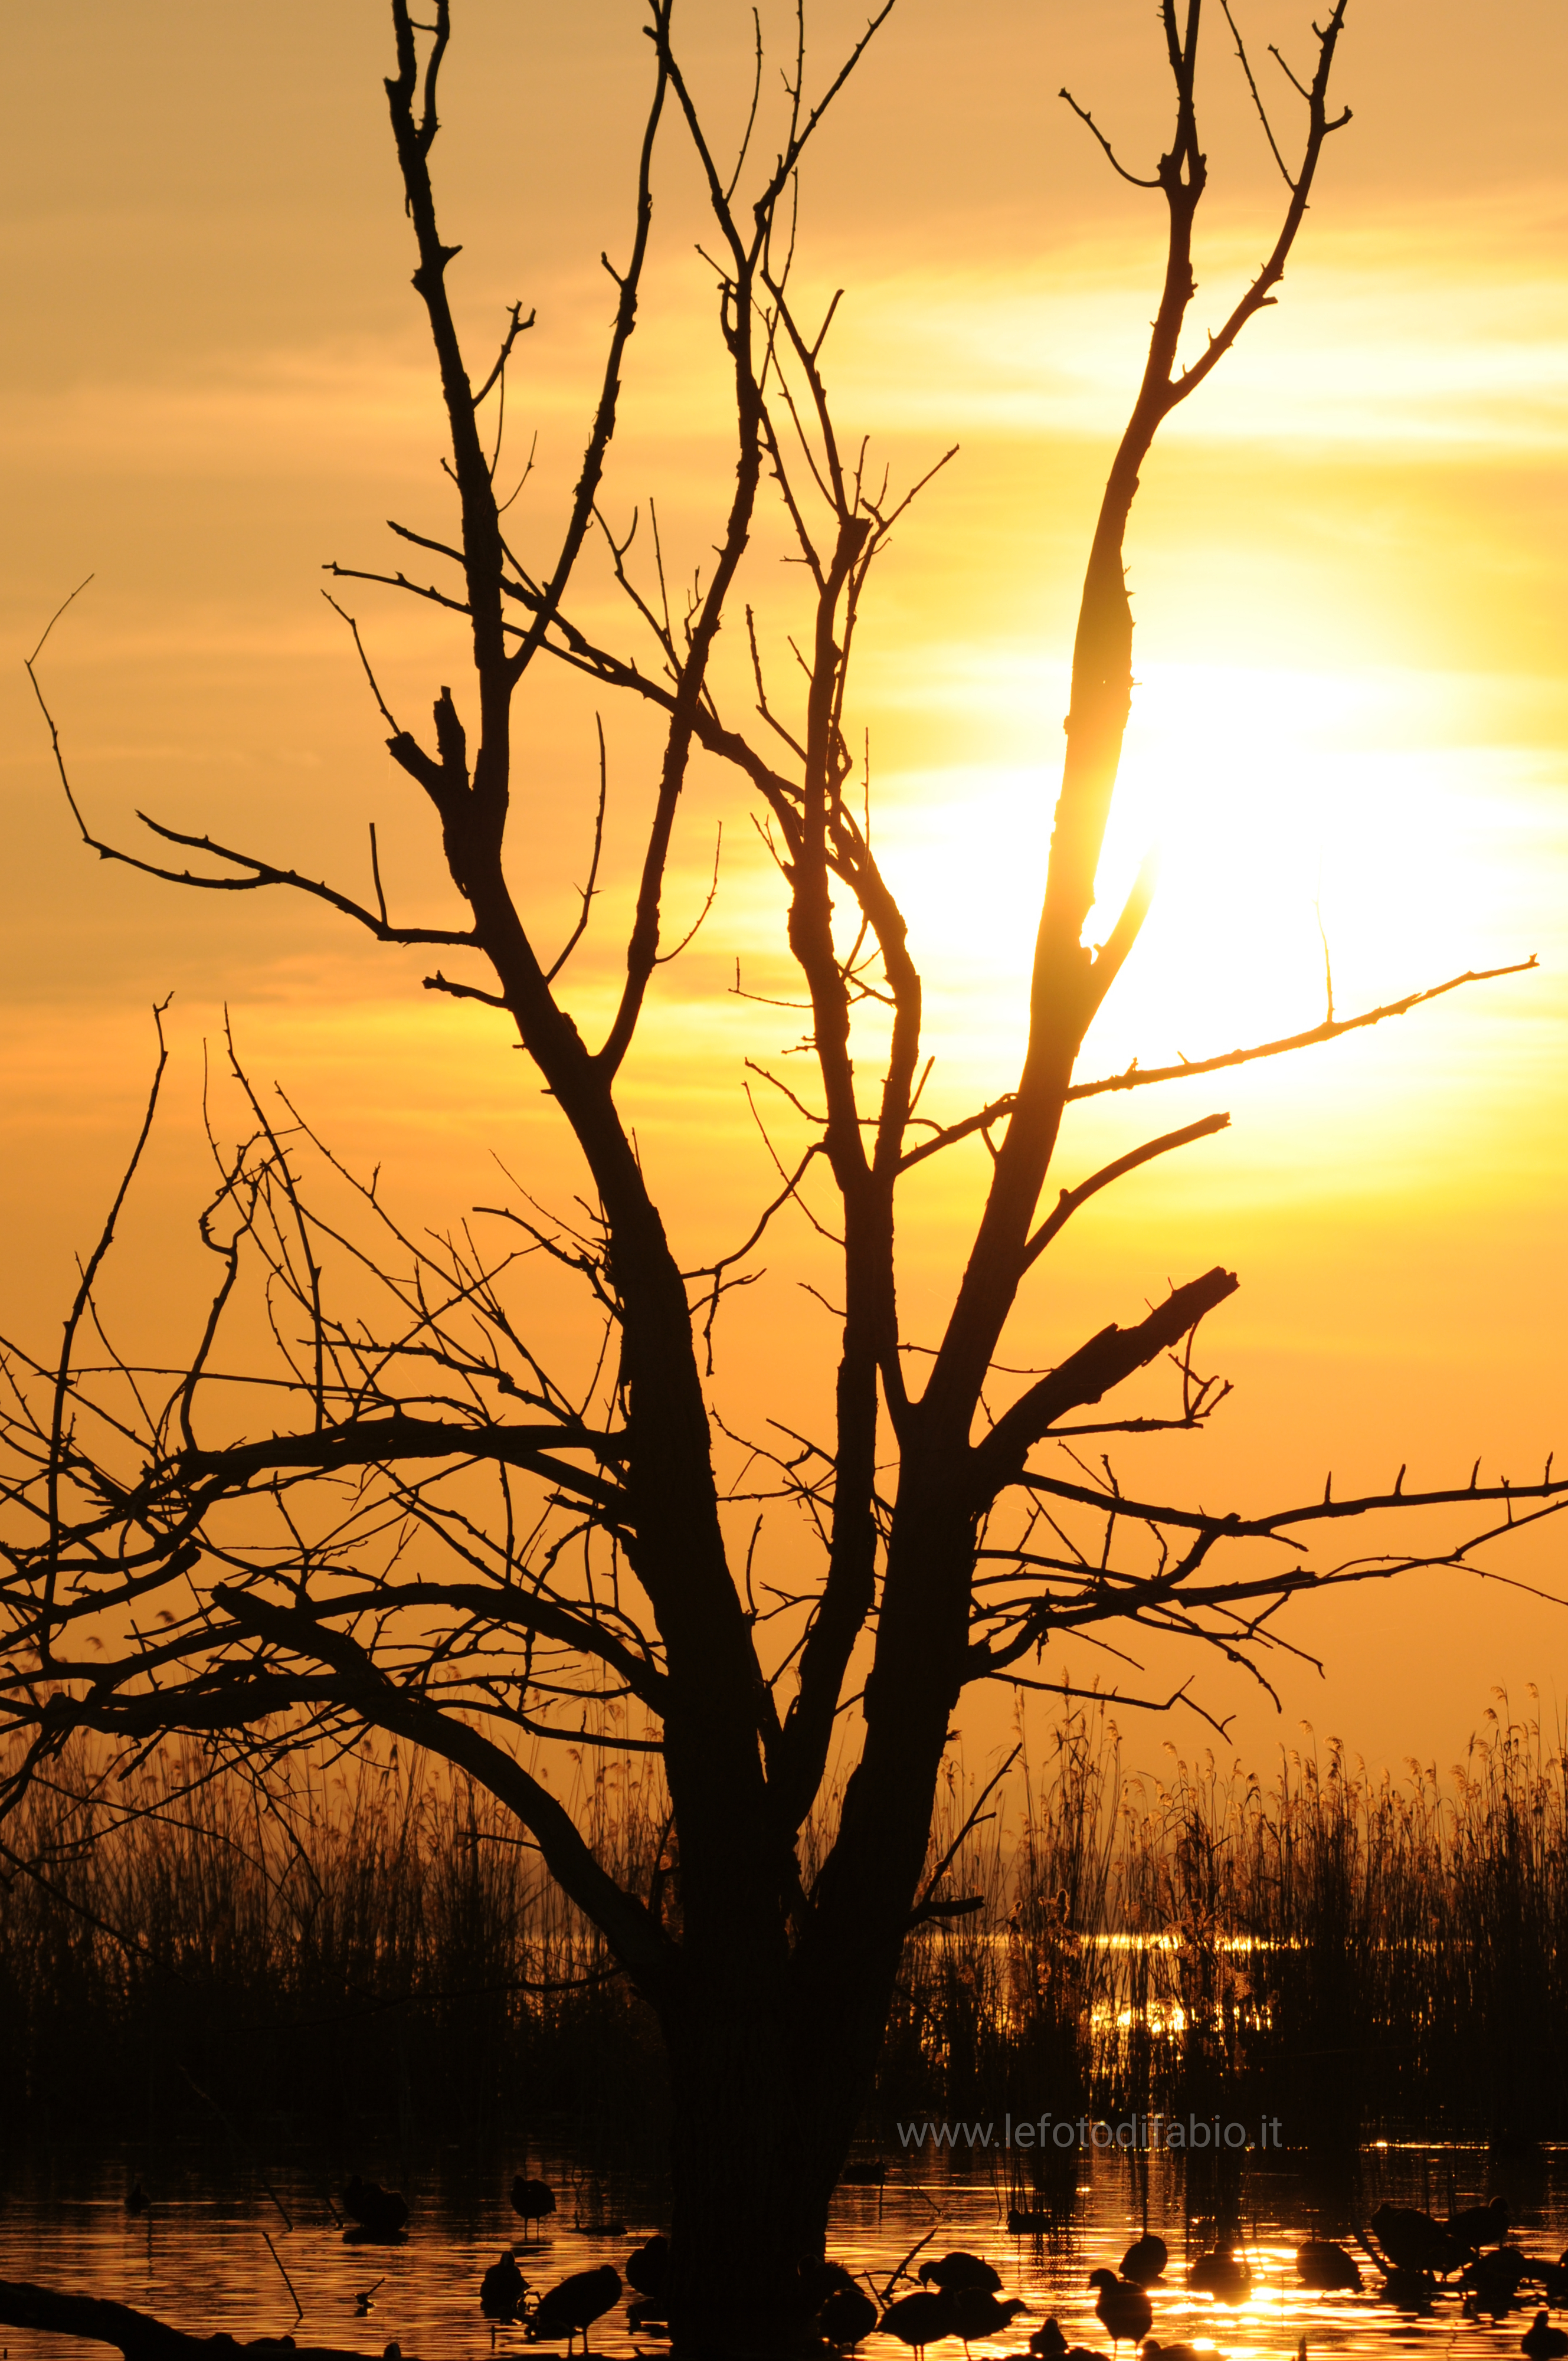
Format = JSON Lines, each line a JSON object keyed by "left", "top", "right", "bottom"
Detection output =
{"left": 0, "top": 1733, "right": 669, "bottom": 2156}
{"left": 3, "top": 1693, "right": 1564, "bottom": 2158}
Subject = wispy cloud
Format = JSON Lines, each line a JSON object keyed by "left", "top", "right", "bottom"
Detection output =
{"left": 821, "top": 192, "right": 1568, "bottom": 454}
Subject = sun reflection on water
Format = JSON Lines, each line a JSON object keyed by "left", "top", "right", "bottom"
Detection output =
{"left": 3, "top": 2142, "right": 1565, "bottom": 2360}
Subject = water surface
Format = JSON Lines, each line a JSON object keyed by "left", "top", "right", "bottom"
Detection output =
{"left": 1, "top": 2143, "right": 1563, "bottom": 2358}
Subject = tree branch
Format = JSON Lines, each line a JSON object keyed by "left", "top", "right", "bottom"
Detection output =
{"left": 209, "top": 1584, "right": 676, "bottom": 1987}
{"left": 1021, "top": 1112, "right": 1230, "bottom": 1270}
{"left": 971, "top": 1268, "right": 1239, "bottom": 1502}
{"left": 0, "top": 2279, "right": 385, "bottom": 2360}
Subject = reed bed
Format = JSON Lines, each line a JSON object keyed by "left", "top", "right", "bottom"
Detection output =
{"left": 881, "top": 1693, "right": 1568, "bottom": 2168}
{"left": 0, "top": 1734, "right": 670, "bottom": 2158}
{"left": 2, "top": 1696, "right": 1566, "bottom": 2159}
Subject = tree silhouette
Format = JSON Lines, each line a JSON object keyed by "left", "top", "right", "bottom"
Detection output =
{"left": 4, "top": 3, "right": 1561, "bottom": 2352}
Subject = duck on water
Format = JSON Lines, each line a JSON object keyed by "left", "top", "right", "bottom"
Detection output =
{"left": 1120, "top": 2238, "right": 1168, "bottom": 2287}
{"left": 1030, "top": 2320, "right": 1102, "bottom": 2361}
{"left": 1090, "top": 2268, "right": 1153, "bottom": 2352}
{"left": 511, "top": 2176, "right": 558, "bottom": 2240}
{"left": 341, "top": 2176, "right": 408, "bottom": 2244}
{"left": 918, "top": 2252, "right": 1003, "bottom": 2295}
{"left": 879, "top": 2282, "right": 1026, "bottom": 2355}
{"left": 480, "top": 2251, "right": 526, "bottom": 2321}
{"left": 523, "top": 2262, "right": 621, "bottom": 2353}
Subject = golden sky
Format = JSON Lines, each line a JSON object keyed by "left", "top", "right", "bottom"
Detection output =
{"left": 2, "top": 1, "right": 1565, "bottom": 1783}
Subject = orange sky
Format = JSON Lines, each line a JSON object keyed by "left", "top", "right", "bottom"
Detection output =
{"left": 2, "top": 1, "right": 1566, "bottom": 1786}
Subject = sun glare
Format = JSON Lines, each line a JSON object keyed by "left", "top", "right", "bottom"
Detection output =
{"left": 855, "top": 655, "right": 1565, "bottom": 1178}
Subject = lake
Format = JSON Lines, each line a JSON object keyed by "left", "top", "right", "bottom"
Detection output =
{"left": 1, "top": 2140, "right": 1564, "bottom": 2357}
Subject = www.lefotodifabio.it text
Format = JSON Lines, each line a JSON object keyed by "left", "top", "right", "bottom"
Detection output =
{"left": 895, "top": 2114, "right": 1285, "bottom": 2152}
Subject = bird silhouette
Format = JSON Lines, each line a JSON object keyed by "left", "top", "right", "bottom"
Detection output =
{"left": 1188, "top": 2249, "right": 1251, "bottom": 2301}
{"left": 819, "top": 2279, "right": 879, "bottom": 2352}
{"left": 524, "top": 2262, "right": 621, "bottom": 2353}
{"left": 481, "top": 2251, "right": 527, "bottom": 2321}
{"left": 1380, "top": 2266, "right": 1436, "bottom": 2314}
{"left": 1297, "top": 2241, "right": 1361, "bottom": 2293}
{"left": 1537, "top": 2261, "right": 1568, "bottom": 2310}
{"left": 1030, "top": 2326, "right": 1099, "bottom": 2361}
{"left": 948, "top": 2287, "right": 1027, "bottom": 2350}
{"left": 1369, "top": 2205, "right": 1465, "bottom": 2277}
{"left": 880, "top": 2288, "right": 958, "bottom": 2353}
{"left": 806, "top": 2263, "right": 857, "bottom": 2301}
{"left": 1523, "top": 2313, "right": 1568, "bottom": 2360}
{"left": 624, "top": 2234, "right": 667, "bottom": 2297}
{"left": 125, "top": 2180, "right": 149, "bottom": 2216}
{"left": 1089, "top": 2269, "right": 1153, "bottom": 2350}
{"left": 1144, "top": 2339, "right": 1204, "bottom": 2361}
{"left": 342, "top": 2176, "right": 408, "bottom": 2242}
{"left": 919, "top": 2252, "right": 1003, "bottom": 2294}
{"left": 511, "top": 2176, "right": 557, "bottom": 2241}
{"left": 1464, "top": 2249, "right": 1530, "bottom": 2321}
{"left": 1009, "top": 2208, "right": 1051, "bottom": 2235}
{"left": 1450, "top": 2198, "right": 1511, "bottom": 2254}
{"left": 1121, "top": 2236, "right": 1168, "bottom": 2287}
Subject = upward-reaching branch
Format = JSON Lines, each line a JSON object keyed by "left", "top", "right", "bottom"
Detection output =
{"left": 921, "top": 0, "right": 1353, "bottom": 1435}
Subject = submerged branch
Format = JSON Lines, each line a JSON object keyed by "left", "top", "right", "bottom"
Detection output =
{"left": 0, "top": 2281, "right": 386, "bottom": 2361}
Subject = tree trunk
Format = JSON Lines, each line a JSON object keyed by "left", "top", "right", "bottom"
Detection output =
{"left": 659, "top": 1977, "right": 878, "bottom": 2357}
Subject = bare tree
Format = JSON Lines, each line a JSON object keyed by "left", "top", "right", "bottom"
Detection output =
{"left": 4, "top": 2, "right": 1562, "bottom": 2351}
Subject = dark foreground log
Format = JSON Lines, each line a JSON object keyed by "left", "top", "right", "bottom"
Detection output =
{"left": 0, "top": 2281, "right": 405, "bottom": 2361}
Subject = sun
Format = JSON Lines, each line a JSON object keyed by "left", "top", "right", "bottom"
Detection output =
{"left": 847, "top": 651, "right": 1559, "bottom": 1187}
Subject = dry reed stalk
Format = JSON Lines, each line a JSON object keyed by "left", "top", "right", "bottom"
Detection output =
{"left": 3, "top": 1692, "right": 1565, "bottom": 2156}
